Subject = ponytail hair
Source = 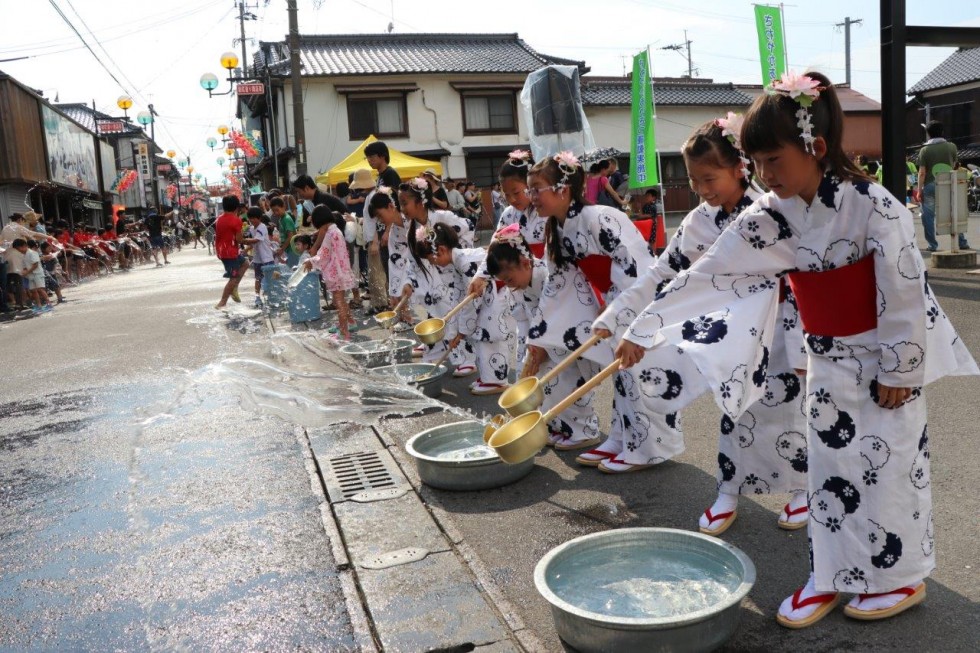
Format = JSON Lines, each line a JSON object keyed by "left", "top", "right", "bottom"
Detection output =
{"left": 529, "top": 157, "right": 585, "bottom": 269}
{"left": 683, "top": 120, "right": 751, "bottom": 189}
{"left": 741, "top": 71, "right": 871, "bottom": 183}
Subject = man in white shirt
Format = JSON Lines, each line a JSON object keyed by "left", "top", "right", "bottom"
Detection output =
{"left": 244, "top": 207, "right": 275, "bottom": 307}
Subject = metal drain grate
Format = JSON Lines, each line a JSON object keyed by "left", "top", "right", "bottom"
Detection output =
{"left": 325, "top": 451, "right": 398, "bottom": 501}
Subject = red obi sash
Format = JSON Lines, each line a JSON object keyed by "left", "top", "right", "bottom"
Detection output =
{"left": 494, "top": 279, "right": 506, "bottom": 291}
{"left": 633, "top": 219, "right": 653, "bottom": 242}
{"left": 787, "top": 254, "right": 877, "bottom": 337}
{"left": 528, "top": 242, "right": 545, "bottom": 259}
{"left": 577, "top": 254, "right": 612, "bottom": 306}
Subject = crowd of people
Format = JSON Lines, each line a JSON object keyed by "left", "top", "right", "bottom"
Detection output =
{"left": 0, "top": 206, "right": 208, "bottom": 318}
{"left": 232, "top": 73, "right": 975, "bottom": 632}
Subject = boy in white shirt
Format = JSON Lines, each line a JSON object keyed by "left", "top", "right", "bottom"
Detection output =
{"left": 22, "top": 240, "right": 50, "bottom": 313}
{"left": 244, "top": 207, "right": 275, "bottom": 307}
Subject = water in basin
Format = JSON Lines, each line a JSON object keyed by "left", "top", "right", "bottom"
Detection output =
{"left": 420, "top": 426, "right": 496, "bottom": 462}
{"left": 548, "top": 546, "right": 741, "bottom": 619}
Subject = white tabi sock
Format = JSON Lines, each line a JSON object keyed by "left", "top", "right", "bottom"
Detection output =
{"left": 846, "top": 582, "right": 923, "bottom": 612}
{"left": 699, "top": 493, "right": 738, "bottom": 530}
{"left": 778, "top": 574, "right": 837, "bottom": 622}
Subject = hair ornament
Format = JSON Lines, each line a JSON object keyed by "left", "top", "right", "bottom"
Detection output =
{"left": 376, "top": 184, "right": 393, "bottom": 197}
{"left": 491, "top": 222, "right": 531, "bottom": 260}
{"left": 409, "top": 177, "right": 430, "bottom": 205}
{"left": 768, "top": 72, "right": 825, "bottom": 155}
{"left": 715, "top": 111, "right": 751, "bottom": 180}
{"left": 507, "top": 149, "right": 533, "bottom": 167}
{"left": 553, "top": 150, "right": 580, "bottom": 188}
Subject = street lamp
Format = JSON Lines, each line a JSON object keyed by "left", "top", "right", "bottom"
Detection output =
{"left": 136, "top": 106, "right": 161, "bottom": 211}
{"left": 217, "top": 125, "right": 229, "bottom": 136}
{"left": 206, "top": 137, "right": 217, "bottom": 150}
{"left": 225, "top": 147, "right": 235, "bottom": 157}
{"left": 117, "top": 95, "right": 133, "bottom": 120}
{"left": 199, "top": 52, "right": 242, "bottom": 97}
{"left": 136, "top": 111, "right": 152, "bottom": 127}
{"left": 187, "top": 166, "right": 194, "bottom": 174}
{"left": 217, "top": 157, "right": 225, "bottom": 165}
{"left": 166, "top": 149, "right": 176, "bottom": 159}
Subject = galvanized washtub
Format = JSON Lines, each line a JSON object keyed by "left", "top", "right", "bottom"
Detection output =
{"left": 405, "top": 421, "right": 535, "bottom": 491}
{"left": 534, "top": 528, "right": 756, "bottom": 653}
{"left": 339, "top": 338, "right": 414, "bottom": 368}
{"left": 370, "top": 362, "right": 448, "bottom": 398}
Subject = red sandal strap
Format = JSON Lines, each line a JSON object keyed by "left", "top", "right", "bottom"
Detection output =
{"left": 790, "top": 586, "right": 838, "bottom": 610}
{"left": 702, "top": 508, "right": 735, "bottom": 525}
{"left": 783, "top": 503, "right": 808, "bottom": 518}
{"left": 856, "top": 586, "right": 917, "bottom": 602}
{"left": 583, "top": 449, "right": 617, "bottom": 459}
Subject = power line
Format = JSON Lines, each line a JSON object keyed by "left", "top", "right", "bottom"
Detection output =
{"left": 46, "top": 0, "right": 136, "bottom": 99}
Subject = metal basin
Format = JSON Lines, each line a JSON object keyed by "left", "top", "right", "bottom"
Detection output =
{"left": 534, "top": 528, "right": 756, "bottom": 653}
{"left": 370, "top": 363, "right": 447, "bottom": 398}
{"left": 405, "top": 421, "right": 535, "bottom": 491}
{"left": 339, "top": 338, "right": 414, "bottom": 368}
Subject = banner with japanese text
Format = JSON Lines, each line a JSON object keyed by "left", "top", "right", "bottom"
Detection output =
{"left": 754, "top": 5, "right": 786, "bottom": 85}
{"left": 629, "top": 50, "right": 659, "bottom": 188}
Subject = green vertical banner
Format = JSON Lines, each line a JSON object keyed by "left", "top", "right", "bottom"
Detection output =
{"left": 629, "top": 50, "right": 658, "bottom": 189}
{"left": 754, "top": 5, "right": 786, "bottom": 86}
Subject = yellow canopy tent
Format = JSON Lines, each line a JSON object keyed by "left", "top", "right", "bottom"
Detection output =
{"left": 315, "top": 135, "right": 443, "bottom": 186}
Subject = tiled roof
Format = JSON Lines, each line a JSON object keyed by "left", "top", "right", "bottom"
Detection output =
{"left": 581, "top": 78, "right": 753, "bottom": 107}
{"left": 908, "top": 47, "right": 980, "bottom": 95}
{"left": 54, "top": 103, "right": 144, "bottom": 136}
{"left": 256, "top": 33, "right": 586, "bottom": 77}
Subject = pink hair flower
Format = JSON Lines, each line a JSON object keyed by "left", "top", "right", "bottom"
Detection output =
{"left": 553, "top": 151, "right": 580, "bottom": 169}
{"left": 411, "top": 177, "right": 428, "bottom": 192}
{"left": 771, "top": 72, "right": 822, "bottom": 107}
{"left": 508, "top": 149, "right": 531, "bottom": 161}
{"left": 376, "top": 184, "right": 393, "bottom": 196}
{"left": 716, "top": 111, "right": 745, "bottom": 144}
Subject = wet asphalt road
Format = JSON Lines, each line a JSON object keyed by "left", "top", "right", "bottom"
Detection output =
{"left": 0, "top": 250, "right": 356, "bottom": 651}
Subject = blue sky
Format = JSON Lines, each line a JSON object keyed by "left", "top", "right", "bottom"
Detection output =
{"left": 1, "top": 0, "right": 977, "bottom": 183}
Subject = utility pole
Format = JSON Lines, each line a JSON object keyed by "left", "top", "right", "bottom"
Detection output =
{"left": 660, "top": 31, "right": 696, "bottom": 78}
{"left": 287, "top": 0, "right": 307, "bottom": 176}
{"left": 148, "top": 103, "right": 160, "bottom": 212}
{"left": 238, "top": 1, "right": 249, "bottom": 77}
{"left": 835, "top": 16, "right": 863, "bottom": 86}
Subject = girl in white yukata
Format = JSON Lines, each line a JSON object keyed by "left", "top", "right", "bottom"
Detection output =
{"left": 592, "top": 117, "right": 810, "bottom": 533}
{"left": 399, "top": 178, "right": 478, "bottom": 376}
{"left": 621, "top": 72, "right": 978, "bottom": 628}
{"left": 470, "top": 150, "right": 549, "bottom": 372}
{"left": 367, "top": 187, "right": 414, "bottom": 327}
{"left": 413, "top": 223, "right": 516, "bottom": 395}
{"left": 520, "top": 153, "right": 652, "bottom": 449}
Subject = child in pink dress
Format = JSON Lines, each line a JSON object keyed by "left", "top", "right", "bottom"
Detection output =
{"left": 304, "top": 206, "right": 357, "bottom": 340}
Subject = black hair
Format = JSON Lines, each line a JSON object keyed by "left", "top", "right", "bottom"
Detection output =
{"left": 311, "top": 206, "right": 346, "bottom": 232}
{"left": 41, "top": 241, "right": 54, "bottom": 253}
{"left": 291, "top": 174, "right": 316, "bottom": 190}
{"left": 866, "top": 160, "right": 880, "bottom": 175}
{"left": 9, "top": 212, "right": 24, "bottom": 222}
{"left": 645, "top": 188, "right": 660, "bottom": 199}
{"left": 27, "top": 239, "right": 39, "bottom": 249}
{"left": 398, "top": 180, "right": 432, "bottom": 211}
{"left": 497, "top": 156, "right": 533, "bottom": 183}
{"left": 294, "top": 234, "right": 312, "bottom": 248}
{"left": 247, "top": 207, "right": 264, "bottom": 220}
{"left": 741, "top": 71, "right": 871, "bottom": 183}
{"left": 485, "top": 235, "right": 530, "bottom": 276}
{"left": 222, "top": 195, "right": 240, "bottom": 211}
{"left": 925, "top": 120, "right": 944, "bottom": 138}
{"left": 367, "top": 191, "right": 395, "bottom": 218}
{"left": 529, "top": 157, "right": 585, "bottom": 268}
{"left": 364, "top": 141, "right": 390, "bottom": 163}
{"left": 12, "top": 238, "right": 27, "bottom": 248}
{"left": 270, "top": 197, "right": 285, "bottom": 208}
{"left": 335, "top": 181, "right": 350, "bottom": 198}
{"left": 682, "top": 120, "right": 750, "bottom": 189}
{"left": 409, "top": 221, "right": 459, "bottom": 261}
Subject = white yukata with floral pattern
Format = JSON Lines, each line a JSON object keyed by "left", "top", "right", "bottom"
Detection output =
{"left": 528, "top": 202, "right": 653, "bottom": 443}
{"left": 625, "top": 172, "right": 978, "bottom": 592}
